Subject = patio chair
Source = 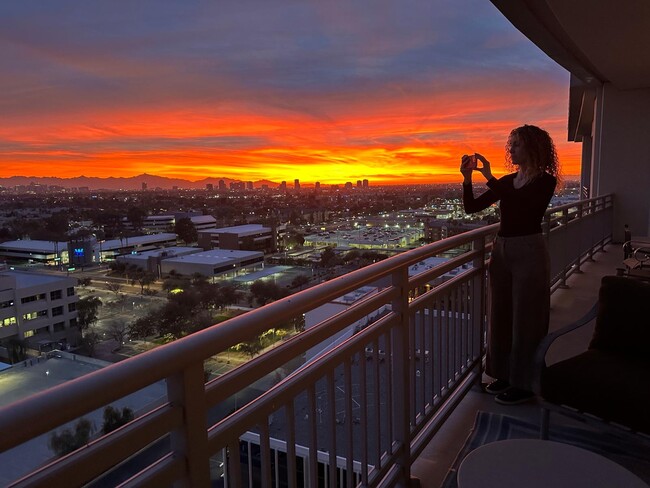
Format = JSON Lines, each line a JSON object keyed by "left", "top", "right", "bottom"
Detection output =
{"left": 535, "top": 275, "right": 650, "bottom": 439}
{"left": 622, "top": 246, "right": 650, "bottom": 281}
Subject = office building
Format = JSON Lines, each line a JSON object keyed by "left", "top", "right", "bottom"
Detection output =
{"left": 159, "top": 249, "right": 264, "bottom": 279}
{"left": 0, "top": 270, "right": 79, "bottom": 355}
{"left": 0, "top": 240, "right": 69, "bottom": 265}
{"left": 198, "top": 224, "right": 276, "bottom": 253}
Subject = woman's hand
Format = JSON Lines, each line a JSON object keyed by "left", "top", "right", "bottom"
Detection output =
{"left": 475, "top": 153, "right": 493, "bottom": 181}
{"left": 460, "top": 155, "right": 474, "bottom": 183}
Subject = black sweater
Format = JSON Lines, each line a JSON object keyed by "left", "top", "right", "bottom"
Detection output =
{"left": 463, "top": 172, "right": 556, "bottom": 237}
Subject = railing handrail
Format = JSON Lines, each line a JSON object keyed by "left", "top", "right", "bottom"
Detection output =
{"left": 0, "top": 223, "right": 499, "bottom": 451}
{"left": 0, "top": 193, "right": 614, "bottom": 487}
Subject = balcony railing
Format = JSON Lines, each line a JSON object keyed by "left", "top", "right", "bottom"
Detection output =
{"left": 0, "top": 194, "right": 613, "bottom": 487}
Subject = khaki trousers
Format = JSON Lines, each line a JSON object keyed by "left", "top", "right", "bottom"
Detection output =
{"left": 486, "top": 234, "right": 550, "bottom": 391}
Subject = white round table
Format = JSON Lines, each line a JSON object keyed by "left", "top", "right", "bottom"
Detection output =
{"left": 457, "top": 439, "right": 648, "bottom": 488}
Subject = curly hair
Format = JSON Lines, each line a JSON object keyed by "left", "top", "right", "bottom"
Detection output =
{"left": 505, "top": 124, "right": 562, "bottom": 185}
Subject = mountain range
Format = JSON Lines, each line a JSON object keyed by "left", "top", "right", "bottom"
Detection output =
{"left": 0, "top": 174, "right": 280, "bottom": 191}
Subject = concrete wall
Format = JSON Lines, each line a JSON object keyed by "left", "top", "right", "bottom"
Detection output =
{"left": 593, "top": 84, "right": 650, "bottom": 241}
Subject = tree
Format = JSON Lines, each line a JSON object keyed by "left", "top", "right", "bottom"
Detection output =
{"left": 77, "top": 277, "right": 92, "bottom": 287}
{"left": 102, "top": 406, "right": 134, "bottom": 435}
{"left": 127, "top": 206, "right": 147, "bottom": 232}
{"left": 290, "top": 274, "right": 310, "bottom": 290}
{"left": 249, "top": 280, "right": 288, "bottom": 306}
{"left": 76, "top": 296, "right": 102, "bottom": 331}
{"left": 81, "top": 327, "right": 102, "bottom": 357}
{"left": 216, "top": 283, "right": 238, "bottom": 309}
{"left": 343, "top": 249, "right": 361, "bottom": 263}
{"left": 106, "top": 282, "right": 122, "bottom": 295}
{"left": 320, "top": 247, "right": 339, "bottom": 267}
{"left": 175, "top": 217, "right": 198, "bottom": 244}
{"left": 129, "top": 313, "right": 158, "bottom": 339}
{"left": 234, "top": 340, "right": 263, "bottom": 359}
{"left": 31, "top": 211, "right": 70, "bottom": 241}
{"left": 49, "top": 418, "right": 94, "bottom": 457}
{"left": 107, "top": 320, "right": 129, "bottom": 348}
{"left": 133, "top": 271, "right": 156, "bottom": 294}
{"left": 4, "top": 338, "right": 27, "bottom": 363}
{"left": 284, "top": 231, "right": 305, "bottom": 249}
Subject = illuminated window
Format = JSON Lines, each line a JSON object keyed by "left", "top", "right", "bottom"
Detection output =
{"left": 23, "top": 310, "right": 47, "bottom": 321}
{"left": 1, "top": 317, "right": 17, "bottom": 327}
{"left": 0, "top": 300, "right": 14, "bottom": 309}
{"left": 24, "top": 330, "right": 35, "bottom": 338}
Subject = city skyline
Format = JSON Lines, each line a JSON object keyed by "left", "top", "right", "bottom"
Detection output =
{"left": 1, "top": 0, "right": 581, "bottom": 185}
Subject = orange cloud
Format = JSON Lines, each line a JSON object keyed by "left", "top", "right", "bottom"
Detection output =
{"left": 0, "top": 81, "right": 581, "bottom": 184}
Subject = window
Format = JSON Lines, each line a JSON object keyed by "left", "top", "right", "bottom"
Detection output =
{"left": 1, "top": 316, "right": 17, "bottom": 327}
{"left": 50, "top": 290, "right": 62, "bottom": 300}
{"left": 67, "top": 287, "right": 75, "bottom": 297}
{"left": 52, "top": 306, "right": 64, "bottom": 317}
{"left": 69, "top": 318, "right": 77, "bottom": 327}
{"left": 24, "top": 330, "right": 35, "bottom": 338}
{"left": 68, "top": 303, "right": 76, "bottom": 312}
{"left": 53, "top": 322, "right": 65, "bottom": 332}
{"left": 21, "top": 294, "right": 46, "bottom": 304}
{"left": 0, "top": 300, "right": 14, "bottom": 309}
{"left": 23, "top": 310, "right": 47, "bottom": 321}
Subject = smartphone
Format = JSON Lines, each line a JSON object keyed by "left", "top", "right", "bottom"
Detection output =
{"left": 466, "top": 154, "right": 477, "bottom": 170}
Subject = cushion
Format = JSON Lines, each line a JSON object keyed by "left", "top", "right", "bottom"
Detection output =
{"left": 541, "top": 349, "right": 650, "bottom": 434}
{"left": 589, "top": 275, "right": 650, "bottom": 355}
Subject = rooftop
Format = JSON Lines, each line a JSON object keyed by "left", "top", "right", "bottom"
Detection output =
{"left": 202, "top": 224, "right": 270, "bottom": 235}
{"left": 100, "top": 233, "right": 176, "bottom": 250}
{"left": 0, "top": 240, "right": 67, "bottom": 253}
{"left": 162, "top": 248, "right": 263, "bottom": 265}
{"left": 0, "top": 270, "right": 75, "bottom": 288}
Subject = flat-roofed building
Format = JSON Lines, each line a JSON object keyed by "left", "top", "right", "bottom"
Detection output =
{"left": 116, "top": 246, "right": 201, "bottom": 277}
{"left": 160, "top": 249, "right": 264, "bottom": 279}
{"left": 198, "top": 224, "right": 276, "bottom": 253}
{"left": 189, "top": 215, "right": 218, "bottom": 231}
{"left": 123, "top": 213, "right": 217, "bottom": 234}
{"left": 98, "top": 233, "right": 177, "bottom": 261}
{"left": 0, "top": 240, "right": 69, "bottom": 265}
{"left": 0, "top": 270, "right": 79, "bottom": 356}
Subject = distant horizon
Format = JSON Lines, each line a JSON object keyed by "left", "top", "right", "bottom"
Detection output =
{"left": 1, "top": 0, "right": 581, "bottom": 185}
{"left": 0, "top": 172, "right": 580, "bottom": 190}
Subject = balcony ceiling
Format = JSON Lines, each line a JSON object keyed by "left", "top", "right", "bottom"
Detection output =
{"left": 490, "top": 0, "right": 650, "bottom": 90}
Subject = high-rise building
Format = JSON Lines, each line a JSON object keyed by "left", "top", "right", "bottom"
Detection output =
{"left": 345, "top": 182, "right": 353, "bottom": 190}
{"left": 294, "top": 179, "right": 300, "bottom": 190}
{"left": 314, "top": 181, "right": 321, "bottom": 193}
{"left": 357, "top": 180, "right": 362, "bottom": 188}
{"left": 206, "top": 183, "right": 214, "bottom": 191}
{"left": 279, "top": 181, "right": 287, "bottom": 191}
{"left": 363, "top": 179, "right": 369, "bottom": 189}
{"left": 141, "top": 182, "right": 148, "bottom": 191}
{"left": 246, "top": 181, "right": 254, "bottom": 190}
{"left": 218, "top": 179, "right": 226, "bottom": 191}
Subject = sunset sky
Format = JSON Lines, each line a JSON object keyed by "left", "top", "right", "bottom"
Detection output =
{"left": 0, "top": 0, "right": 581, "bottom": 185}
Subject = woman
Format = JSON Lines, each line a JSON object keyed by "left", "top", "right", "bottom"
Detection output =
{"left": 461, "top": 124, "right": 560, "bottom": 405}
